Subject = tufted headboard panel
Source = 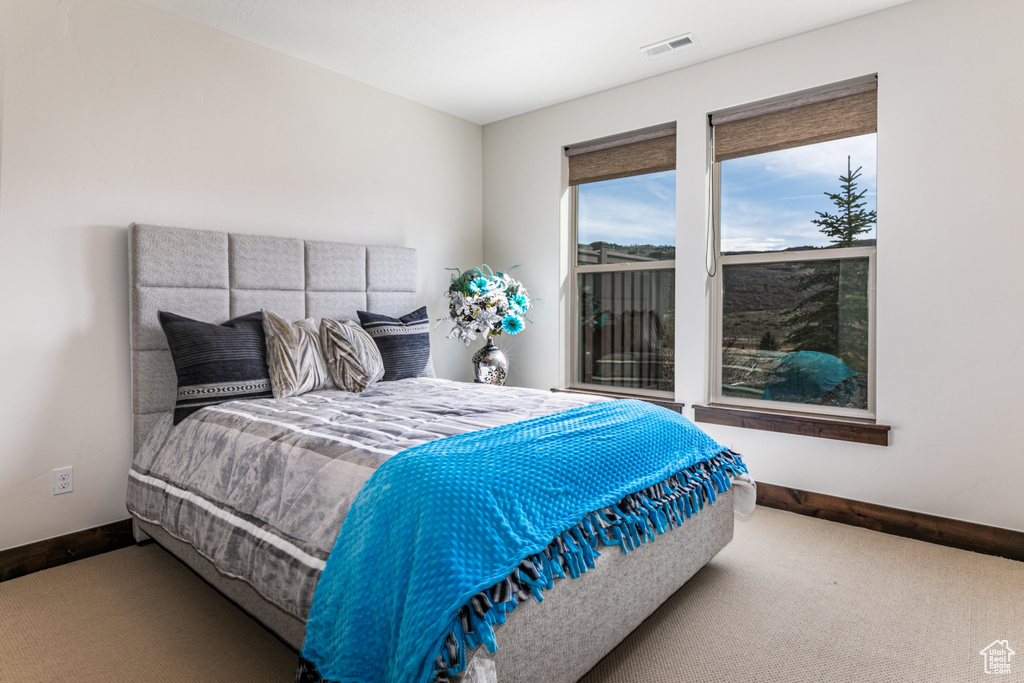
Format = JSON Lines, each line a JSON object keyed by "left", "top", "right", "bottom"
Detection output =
{"left": 128, "top": 223, "right": 418, "bottom": 455}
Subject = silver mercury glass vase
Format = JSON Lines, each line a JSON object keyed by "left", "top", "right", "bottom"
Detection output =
{"left": 472, "top": 337, "right": 509, "bottom": 385}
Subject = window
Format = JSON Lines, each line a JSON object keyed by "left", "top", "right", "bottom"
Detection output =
{"left": 710, "top": 79, "right": 877, "bottom": 418}
{"left": 566, "top": 125, "right": 676, "bottom": 397}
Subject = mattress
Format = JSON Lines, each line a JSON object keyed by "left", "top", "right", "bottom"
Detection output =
{"left": 127, "top": 378, "right": 609, "bottom": 622}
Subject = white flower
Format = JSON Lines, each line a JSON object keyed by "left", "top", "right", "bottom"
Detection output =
{"left": 473, "top": 307, "right": 502, "bottom": 329}
{"left": 446, "top": 322, "right": 478, "bottom": 345}
{"left": 449, "top": 291, "right": 473, "bottom": 317}
{"left": 442, "top": 265, "right": 533, "bottom": 341}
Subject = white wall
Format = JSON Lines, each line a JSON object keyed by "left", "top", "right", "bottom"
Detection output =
{"left": 0, "top": 0, "right": 482, "bottom": 551}
{"left": 483, "top": 0, "right": 1024, "bottom": 532}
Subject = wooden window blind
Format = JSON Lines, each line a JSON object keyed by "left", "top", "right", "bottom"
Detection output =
{"left": 566, "top": 125, "right": 676, "bottom": 185}
{"left": 711, "top": 80, "right": 876, "bottom": 162}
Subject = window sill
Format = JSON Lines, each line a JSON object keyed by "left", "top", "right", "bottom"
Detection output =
{"left": 551, "top": 387, "right": 684, "bottom": 414}
{"left": 693, "top": 404, "right": 890, "bottom": 446}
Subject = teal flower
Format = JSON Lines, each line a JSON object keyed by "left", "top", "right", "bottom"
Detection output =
{"left": 509, "top": 294, "right": 529, "bottom": 314}
{"left": 446, "top": 264, "right": 532, "bottom": 341}
{"left": 501, "top": 315, "right": 525, "bottom": 335}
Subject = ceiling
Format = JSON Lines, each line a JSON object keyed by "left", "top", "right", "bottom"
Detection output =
{"left": 137, "top": 0, "right": 913, "bottom": 125}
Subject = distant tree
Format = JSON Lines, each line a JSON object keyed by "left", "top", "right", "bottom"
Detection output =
{"left": 812, "top": 156, "right": 877, "bottom": 248}
{"left": 784, "top": 157, "right": 875, "bottom": 371}
{"left": 758, "top": 330, "right": 780, "bottom": 351}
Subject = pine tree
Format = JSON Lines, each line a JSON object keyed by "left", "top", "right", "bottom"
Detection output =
{"left": 783, "top": 157, "right": 875, "bottom": 370}
{"left": 758, "top": 330, "right": 780, "bottom": 351}
{"left": 812, "top": 156, "right": 877, "bottom": 247}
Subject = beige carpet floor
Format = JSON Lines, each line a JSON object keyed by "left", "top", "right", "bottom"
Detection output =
{"left": 1, "top": 507, "right": 1021, "bottom": 682}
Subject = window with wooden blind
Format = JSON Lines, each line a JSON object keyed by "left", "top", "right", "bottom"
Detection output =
{"left": 708, "top": 77, "right": 878, "bottom": 418}
{"left": 566, "top": 124, "right": 676, "bottom": 397}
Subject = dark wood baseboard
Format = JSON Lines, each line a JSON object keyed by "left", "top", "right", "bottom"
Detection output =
{"left": 3, "top": 487, "right": 1018, "bottom": 584}
{"left": 0, "top": 519, "right": 135, "bottom": 582}
{"left": 757, "top": 482, "right": 1023, "bottom": 562}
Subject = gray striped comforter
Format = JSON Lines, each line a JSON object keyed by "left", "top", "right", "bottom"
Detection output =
{"left": 126, "top": 379, "right": 607, "bottom": 621}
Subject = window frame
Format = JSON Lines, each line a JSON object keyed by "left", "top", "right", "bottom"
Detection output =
{"left": 708, "top": 143, "right": 878, "bottom": 420}
{"left": 568, "top": 182, "right": 676, "bottom": 400}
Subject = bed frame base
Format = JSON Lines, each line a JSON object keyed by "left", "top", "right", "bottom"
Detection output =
{"left": 133, "top": 487, "right": 733, "bottom": 682}
{"left": 134, "top": 519, "right": 306, "bottom": 649}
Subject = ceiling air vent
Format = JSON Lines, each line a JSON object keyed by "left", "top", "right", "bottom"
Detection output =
{"left": 641, "top": 33, "right": 696, "bottom": 59}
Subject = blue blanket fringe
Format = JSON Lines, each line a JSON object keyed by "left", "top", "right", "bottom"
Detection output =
{"left": 431, "top": 449, "right": 747, "bottom": 682}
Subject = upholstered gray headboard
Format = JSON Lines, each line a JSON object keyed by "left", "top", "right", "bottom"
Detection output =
{"left": 129, "top": 223, "right": 418, "bottom": 455}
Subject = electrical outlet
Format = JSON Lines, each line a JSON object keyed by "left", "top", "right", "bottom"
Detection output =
{"left": 53, "top": 466, "right": 73, "bottom": 495}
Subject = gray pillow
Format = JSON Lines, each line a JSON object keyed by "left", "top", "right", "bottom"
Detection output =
{"left": 357, "top": 307, "right": 435, "bottom": 381}
{"left": 320, "top": 318, "right": 385, "bottom": 392}
{"left": 262, "top": 309, "right": 334, "bottom": 398}
{"left": 158, "top": 311, "right": 273, "bottom": 425}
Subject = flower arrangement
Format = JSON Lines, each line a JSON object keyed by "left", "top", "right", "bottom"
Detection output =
{"left": 444, "top": 265, "right": 532, "bottom": 345}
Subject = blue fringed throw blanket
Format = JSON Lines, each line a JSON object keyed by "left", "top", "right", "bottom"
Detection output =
{"left": 301, "top": 399, "right": 747, "bottom": 683}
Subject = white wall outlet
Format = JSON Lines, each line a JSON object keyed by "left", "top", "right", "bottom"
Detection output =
{"left": 53, "top": 466, "right": 73, "bottom": 495}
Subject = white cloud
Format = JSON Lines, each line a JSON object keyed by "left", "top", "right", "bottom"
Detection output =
{"left": 721, "top": 198, "right": 829, "bottom": 252}
{"left": 720, "top": 236, "right": 789, "bottom": 253}
{"left": 578, "top": 190, "right": 675, "bottom": 246}
{"left": 719, "top": 134, "right": 877, "bottom": 252}
{"left": 727, "top": 134, "right": 877, "bottom": 191}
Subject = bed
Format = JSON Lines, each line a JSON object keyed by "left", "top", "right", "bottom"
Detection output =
{"left": 126, "top": 222, "right": 749, "bottom": 682}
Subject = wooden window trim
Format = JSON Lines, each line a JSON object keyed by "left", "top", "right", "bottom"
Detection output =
{"left": 551, "top": 387, "right": 684, "bottom": 414}
{"left": 693, "top": 404, "right": 889, "bottom": 446}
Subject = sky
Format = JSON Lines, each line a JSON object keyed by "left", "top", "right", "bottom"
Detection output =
{"left": 720, "top": 134, "right": 877, "bottom": 253}
{"left": 575, "top": 133, "right": 876, "bottom": 255}
{"left": 577, "top": 170, "right": 676, "bottom": 248}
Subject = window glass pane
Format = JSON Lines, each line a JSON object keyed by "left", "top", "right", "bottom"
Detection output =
{"left": 720, "top": 134, "right": 876, "bottom": 255}
{"left": 721, "top": 258, "right": 868, "bottom": 409}
{"left": 577, "top": 170, "right": 675, "bottom": 265}
{"left": 578, "top": 269, "right": 674, "bottom": 392}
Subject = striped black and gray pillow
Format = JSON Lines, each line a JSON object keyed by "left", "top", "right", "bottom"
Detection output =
{"left": 262, "top": 309, "right": 335, "bottom": 398}
{"left": 158, "top": 311, "right": 274, "bottom": 425}
{"left": 319, "top": 318, "right": 385, "bottom": 392}
{"left": 357, "top": 307, "right": 435, "bottom": 381}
